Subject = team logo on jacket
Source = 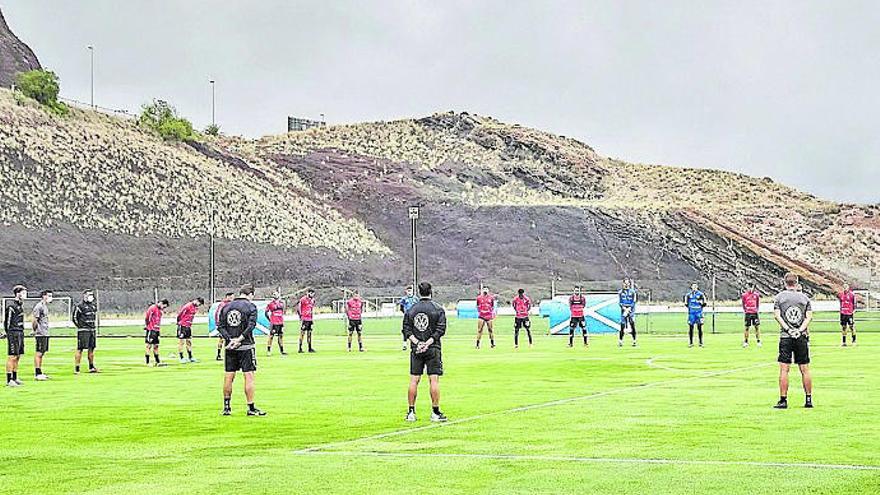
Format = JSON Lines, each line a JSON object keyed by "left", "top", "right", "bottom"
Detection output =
{"left": 414, "top": 313, "right": 429, "bottom": 332}
{"left": 226, "top": 310, "right": 242, "bottom": 327}
{"left": 784, "top": 306, "right": 803, "bottom": 327}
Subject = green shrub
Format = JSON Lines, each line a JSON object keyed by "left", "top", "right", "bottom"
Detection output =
{"left": 15, "top": 69, "right": 69, "bottom": 115}
{"left": 139, "top": 99, "right": 197, "bottom": 141}
{"left": 204, "top": 123, "right": 220, "bottom": 136}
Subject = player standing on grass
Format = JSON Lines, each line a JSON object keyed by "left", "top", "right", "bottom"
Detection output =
{"left": 511, "top": 288, "right": 532, "bottom": 348}
{"left": 618, "top": 279, "right": 637, "bottom": 347}
{"left": 4, "top": 285, "right": 27, "bottom": 387}
{"left": 32, "top": 290, "right": 52, "bottom": 380}
{"left": 215, "top": 292, "right": 235, "bottom": 361}
{"left": 265, "top": 291, "right": 287, "bottom": 356}
{"left": 144, "top": 299, "right": 169, "bottom": 367}
{"left": 475, "top": 286, "right": 497, "bottom": 349}
{"left": 176, "top": 297, "right": 203, "bottom": 363}
{"left": 399, "top": 286, "right": 417, "bottom": 351}
{"left": 742, "top": 283, "right": 762, "bottom": 348}
{"left": 773, "top": 273, "right": 813, "bottom": 409}
{"left": 296, "top": 289, "right": 316, "bottom": 353}
{"left": 72, "top": 290, "right": 99, "bottom": 374}
{"left": 839, "top": 283, "right": 857, "bottom": 347}
{"left": 218, "top": 284, "right": 265, "bottom": 416}
{"left": 403, "top": 282, "right": 448, "bottom": 423}
{"left": 569, "top": 286, "right": 588, "bottom": 348}
{"left": 346, "top": 289, "right": 365, "bottom": 352}
{"left": 685, "top": 283, "right": 707, "bottom": 348}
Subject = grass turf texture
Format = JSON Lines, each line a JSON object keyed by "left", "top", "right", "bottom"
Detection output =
{"left": 1, "top": 316, "right": 878, "bottom": 494}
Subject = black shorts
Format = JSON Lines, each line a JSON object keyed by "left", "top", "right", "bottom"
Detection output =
{"left": 7, "top": 331, "right": 24, "bottom": 356}
{"left": 300, "top": 320, "right": 313, "bottom": 332}
{"left": 410, "top": 348, "right": 443, "bottom": 376}
{"left": 479, "top": 316, "right": 494, "bottom": 323}
{"left": 77, "top": 330, "right": 97, "bottom": 351}
{"left": 514, "top": 317, "right": 531, "bottom": 330}
{"left": 177, "top": 326, "right": 192, "bottom": 340}
{"left": 570, "top": 316, "right": 585, "bottom": 329}
{"left": 225, "top": 348, "right": 257, "bottom": 373}
{"left": 35, "top": 336, "right": 50, "bottom": 354}
{"left": 348, "top": 319, "right": 362, "bottom": 333}
{"left": 270, "top": 324, "right": 284, "bottom": 336}
{"left": 778, "top": 336, "right": 810, "bottom": 365}
{"left": 144, "top": 330, "right": 160, "bottom": 345}
{"left": 744, "top": 313, "right": 760, "bottom": 326}
{"left": 840, "top": 314, "right": 854, "bottom": 327}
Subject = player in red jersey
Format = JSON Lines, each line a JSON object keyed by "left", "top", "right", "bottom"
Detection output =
{"left": 511, "top": 288, "right": 533, "bottom": 348}
{"left": 265, "top": 291, "right": 287, "bottom": 356}
{"left": 215, "top": 292, "right": 235, "bottom": 361}
{"left": 569, "top": 286, "right": 588, "bottom": 348}
{"left": 176, "top": 297, "right": 203, "bottom": 363}
{"left": 144, "top": 299, "right": 169, "bottom": 367}
{"left": 741, "top": 283, "right": 762, "bottom": 348}
{"left": 296, "top": 289, "right": 316, "bottom": 353}
{"left": 839, "top": 283, "right": 857, "bottom": 347}
{"left": 346, "top": 289, "right": 366, "bottom": 352}
{"left": 475, "top": 286, "right": 497, "bottom": 349}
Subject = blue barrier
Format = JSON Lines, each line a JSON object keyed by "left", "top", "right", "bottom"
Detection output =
{"left": 456, "top": 300, "right": 497, "bottom": 319}
{"left": 539, "top": 294, "right": 623, "bottom": 334}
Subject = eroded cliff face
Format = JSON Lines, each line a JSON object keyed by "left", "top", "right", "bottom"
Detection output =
{"left": 0, "top": 8, "right": 41, "bottom": 88}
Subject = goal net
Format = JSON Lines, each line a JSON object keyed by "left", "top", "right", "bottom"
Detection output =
{"left": 1, "top": 297, "right": 74, "bottom": 335}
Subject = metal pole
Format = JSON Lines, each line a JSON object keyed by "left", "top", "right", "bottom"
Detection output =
{"left": 409, "top": 206, "right": 419, "bottom": 291}
{"left": 209, "top": 80, "right": 216, "bottom": 126}
{"left": 88, "top": 46, "right": 94, "bottom": 108}
{"left": 711, "top": 275, "right": 717, "bottom": 334}
{"left": 209, "top": 202, "right": 216, "bottom": 302}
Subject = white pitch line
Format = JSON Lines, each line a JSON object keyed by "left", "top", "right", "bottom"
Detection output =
{"left": 294, "top": 450, "right": 880, "bottom": 471}
{"left": 294, "top": 360, "right": 773, "bottom": 454}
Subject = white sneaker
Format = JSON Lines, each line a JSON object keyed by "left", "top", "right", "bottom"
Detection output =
{"left": 757, "top": 341, "right": 763, "bottom": 348}
{"left": 179, "top": 358, "right": 188, "bottom": 364}
{"left": 6, "top": 380, "right": 20, "bottom": 387}
{"left": 430, "top": 411, "right": 448, "bottom": 422}
{"left": 14, "top": 378, "right": 23, "bottom": 385}
{"left": 405, "top": 411, "right": 417, "bottom": 422}
{"left": 35, "top": 374, "right": 49, "bottom": 381}
{"left": 743, "top": 342, "right": 749, "bottom": 348}
{"left": 156, "top": 362, "right": 168, "bottom": 367}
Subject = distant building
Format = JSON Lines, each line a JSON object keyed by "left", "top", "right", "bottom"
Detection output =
{"left": 287, "top": 116, "right": 325, "bottom": 132}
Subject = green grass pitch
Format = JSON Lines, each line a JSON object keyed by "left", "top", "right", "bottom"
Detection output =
{"left": 1, "top": 314, "right": 878, "bottom": 494}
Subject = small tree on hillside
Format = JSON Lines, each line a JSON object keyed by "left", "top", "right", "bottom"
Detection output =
{"left": 15, "top": 69, "right": 69, "bottom": 115}
{"left": 139, "top": 99, "right": 197, "bottom": 142}
{"left": 204, "top": 123, "right": 220, "bottom": 136}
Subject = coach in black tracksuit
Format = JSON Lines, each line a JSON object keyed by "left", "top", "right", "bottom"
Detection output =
{"left": 402, "top": 282, "right": 448, "bottom": 423}
{"left": 72, "top": 290, "right": 99, "bottom": 374}
{"left": 217, "top": 284, "right": 265, "bottom": 416}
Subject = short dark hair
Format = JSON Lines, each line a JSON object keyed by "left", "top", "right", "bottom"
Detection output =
{"left": 517, "top": 288, "right": 524, "bottom": 295}
{"left": 418, "top": 282, "right": 432, "bottom": 298}
{"left": 12, "top": 285, "right": 26, "bottom": 295}
{"left": 195, "top": 297, "right": 205, "bottom": 305}
{"left": 41, "top": 290, "right": 52, "bottom": 297}
{"left": 160, "top": 299, "right": 170, "bottom": 306}
{"left": 307, "top": 288, "right": 315, "bottom": 293}
{"left": 83, "top": 289, "right": 94, "bottom": 296}
{"left": 225, "top": 292, "right": 235, "bottom": 297}
{"left": 240, "top": 284, "right": 255, "bottom": 296}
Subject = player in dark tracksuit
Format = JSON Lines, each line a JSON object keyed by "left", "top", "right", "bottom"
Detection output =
{"left": 618, "top": 280, "right": 637, "bottom": 347}
{"left": 72, "top": 290, "right": 100, "bottom": 374}
{"left": 4, "top": 285, "right": 27, "bottom": 387}
{"left": 217, "top": 284, "right": 266, "bottom": 416}
{"left": 402, "top": 282, "right": 448, "bottom": 423}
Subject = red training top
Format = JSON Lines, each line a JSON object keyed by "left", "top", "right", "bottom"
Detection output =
{"left": 298, "top": 296, "right": 315, "bottom": 321}
{"left": 266, "top": 299, "right": 285, "bottom": 325}
{"left": 741, "top": 290, "right": 760, "bottom": 314}
{"left": 511, "top": 295, "right": 532, "bottom": 318}
{"left": 346, "top": 297, "right": 364, "bottom": 320}
{"left": 476, "top": 294, "right": 496, "bottom": 320}
{"left": 569, "top": 295, "right": 586, "bottom": 318}
{"left": 145, "top": 304, "right": 162, "bottom": 332}
{"left": 177, "top": 301, "right": 198, "bottom": 328}
{"left": 839, "top": 290, "right": 856, "bottom": 316}
{"left": 215, "top": 300, "right": 229, "bottom": 326}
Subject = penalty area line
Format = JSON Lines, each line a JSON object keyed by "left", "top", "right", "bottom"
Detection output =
{"left": 294, "top": 360, "right": 773, "bottom": 454}
{"left": 294, "top": 450, "right": 880, "bottom": 472}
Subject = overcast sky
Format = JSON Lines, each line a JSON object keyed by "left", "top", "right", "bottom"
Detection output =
{"left": 3, "top": 0, "right": 878, "bottom": 203}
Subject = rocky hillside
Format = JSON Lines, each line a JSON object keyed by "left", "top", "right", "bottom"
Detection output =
{"left": 1, "top": 90, "right": 875, "bottom": 298}
{"left": 0, "top": 9, "right": 40, "bottom": 88}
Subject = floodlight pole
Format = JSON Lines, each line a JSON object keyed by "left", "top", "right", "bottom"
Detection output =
{"left": 209, "top": 202, "right": 216, "bottom": 302}
{"left": 87, "top": 45, "right": 94, "bottom": 108}
{"left": 209, "top": 79, "right": 216, "bottom": 127}
{"left": 711, "top": 274, "right": 717, "bottom": 334}
{"left": 409, "top": 206, "right": 420, "bottom": 291}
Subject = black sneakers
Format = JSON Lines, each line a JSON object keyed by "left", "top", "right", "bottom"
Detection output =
{"left": 247, "top": 408, "right": 267, "bottom": 416}
{"left": 773, "top": 399, "right": 788, "bottom": 409}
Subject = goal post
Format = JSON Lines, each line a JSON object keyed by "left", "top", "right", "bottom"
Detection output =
{"left": 1, "top": 296, "right": 74, "bottom": 335}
